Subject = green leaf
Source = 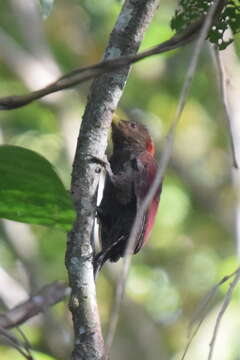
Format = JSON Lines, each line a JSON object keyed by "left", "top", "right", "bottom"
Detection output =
{"left": 1, "top": 348, "right": 58, "bottom": 360}
{"left": 32, "top": 351, "right": 58, "bottom": 360}
{"left": 39, "top": 0, "right": 55, "bottom": 19}
{"left": 0, "top": 145, "right": 75, "bottom": 230}
{"left": 171, "top": 0, "right": 240, "bottom": 50}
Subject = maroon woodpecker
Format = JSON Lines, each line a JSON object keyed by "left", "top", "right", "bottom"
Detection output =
{"left": 94, "top": 117, "right": 162, "bottom": 274}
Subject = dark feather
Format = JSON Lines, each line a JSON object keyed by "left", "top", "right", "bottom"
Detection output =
{"left": 94, "top": 119, "right": 161, "bottom": 276}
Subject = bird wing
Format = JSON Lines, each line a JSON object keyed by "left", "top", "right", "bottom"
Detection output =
{"left": 133, "top": 152, "right": 161, "bottom": 253}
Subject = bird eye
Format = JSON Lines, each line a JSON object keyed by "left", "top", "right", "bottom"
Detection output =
{"left": 129, "top": 122, "right": 137, "bottom": 129}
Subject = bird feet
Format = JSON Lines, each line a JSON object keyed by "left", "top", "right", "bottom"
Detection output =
{"left": 90, "top": 155, "right": 114, "bottom": 179}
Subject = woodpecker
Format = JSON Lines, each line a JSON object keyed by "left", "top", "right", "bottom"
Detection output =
{"left": 94, "top": 117, "right": 162, "bottom": 274}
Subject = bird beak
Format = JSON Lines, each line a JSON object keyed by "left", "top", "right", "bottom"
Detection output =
{"left": 112, "top": 114, "right": 121, "bottom": 127}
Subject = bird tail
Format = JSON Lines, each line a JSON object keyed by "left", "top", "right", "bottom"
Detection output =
{"left": 93, "top": 250, "right": 109, "bottom": 279}
{"left": 93, "top": 236, "right": 124, "bottom": 279}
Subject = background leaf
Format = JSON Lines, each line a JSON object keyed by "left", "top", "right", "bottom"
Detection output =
{"left": 39, "top": 0, "right": 55, "bottom": 19}
{"left": 171, "top": 0, "right": 240, "bottom": 50}
{"left": 0, "top": 145, "right": 75, "bottom": 230}
{"left": 0, "top": 1, "right": 240, "bottom": 358}
{"left": 1, "top": 349, "right": 58, "bottom": 360}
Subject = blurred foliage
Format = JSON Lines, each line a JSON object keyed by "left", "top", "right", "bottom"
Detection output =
{"left": 0, "top": 1, "right": 240, "bottom": 360}
{"left": 39, "top": 0, "right": 55, "bottom": 20}
{"left": 171, "top": 0, "right": 240, "bottom": 49}
{"left": 1, "top": 349, "right": 57, "bottom": 360}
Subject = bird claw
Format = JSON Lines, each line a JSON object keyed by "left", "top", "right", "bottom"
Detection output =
{"left": 90, "top": 155, "right": 114, "bottom": 178}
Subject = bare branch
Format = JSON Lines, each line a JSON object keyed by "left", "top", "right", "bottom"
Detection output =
{"left": 210, "top": 37, "right": 240, "bottom": 258}
{"left": 105, "top": 0, "right": 224, "bottom": 355}
{"left": 0, "top": 282, "right": 69, "bottom": 330}
{"left": 0, "top": 1, "right": 226, "bottom": 111}
{"left": 0, "top": 326, "right": 34, "bottom": 360}
{"left": 65, "top": 1, "right": 160, "bottom": 359}
{"left": 208, "top": 268, "right": 240, "bottom": 360}
{"left": 210, "top": 44, "right": 238, "bottom": 168}
{"left": 189, "top": 269, "right": 238, "bottom": 330}
{"left": 180, "top": 268, "right": 239, "bottom": 360}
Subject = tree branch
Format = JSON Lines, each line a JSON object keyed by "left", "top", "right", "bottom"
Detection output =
{"left": 0, "top": 326, "right": 34, "bottom": 360}
{"left": 65, "top": 1, "right": 160, "bottom": 359}
{"left": 210, "top": 43, "right": 238, "bottom": 168}
{"left": 0, "top": 0, "right": 226, "bottom": 111}
{"left": 210, "top": 37, "right": 240, "bottom": 256}
{"left": 0, "top": 282, "right": 69, "bottom": 330}
{"left": 105, "top": 0, "right": 225, "bottom": 354}
{"left": 180, "top": 268, "right": 238, "bottom": 360}
{"left": 208, "top": 268, "right": 240, "bottom": 360}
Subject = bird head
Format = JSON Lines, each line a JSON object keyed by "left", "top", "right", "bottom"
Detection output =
{"left": 111, "top": 116, "right": 155, "bottom": 155}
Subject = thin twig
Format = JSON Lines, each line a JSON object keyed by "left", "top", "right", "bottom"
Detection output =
{"left": 210, "top": 45, "right": 238, "bottom": 168}
{"left": 207, "top": 268, "right": 240, "bottom": 360}
{"left": 189, "top": 269, "right": 239, "bottom": 332}
{"left": 180, "top": 268, "right": 239, "bottom": 360}
{"left": 16, "top": 327, "right": 34, "bottom": 360}
{"left": 0, "top": 326, "right": 34, "bottom": 360}
{"left": 105, "top": 0, "right": 224, "bottom": 356}
{"left": 0, "top": 282, "right": 69, "bottom": 329}
{"left": 189, "top": 269, "right": 238, "bottom": 331}
{"left": 0, "top": 0, "right": 226, "bottom": 111}
{"left": 65, "top": 1, "right": 160, "bottom": 359}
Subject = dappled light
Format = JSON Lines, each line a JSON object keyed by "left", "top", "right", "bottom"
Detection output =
{"left": 0, "top": 1, "right": 240, "bottom": 359}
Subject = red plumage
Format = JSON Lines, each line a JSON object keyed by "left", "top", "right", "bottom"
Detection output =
{"left": 94, "top": 118, "right": 162, "bottom": 274}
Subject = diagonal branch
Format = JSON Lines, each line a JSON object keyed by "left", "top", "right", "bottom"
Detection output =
{"left": 180, "top": 268, "right": 239, "bottom": 360}
{"left": 207, "top": 268, "right": 240, "bottom": 360}
{"left": 0, "top": 282, "right": 69, "bottom": 330}
{"left": 0, "top": 326, "right": 34, "bottom": 360}
{"left": 105, "top": 0, "right": 225, "bottom": 355}
{"left": 0, "top": 0, "right": 226, "bottom": 111}
{"left": 211, "top": 44, "right": 238, "bottom": 168}
{"left": 65, "top": 1, "right": 160, "bottom": 359}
